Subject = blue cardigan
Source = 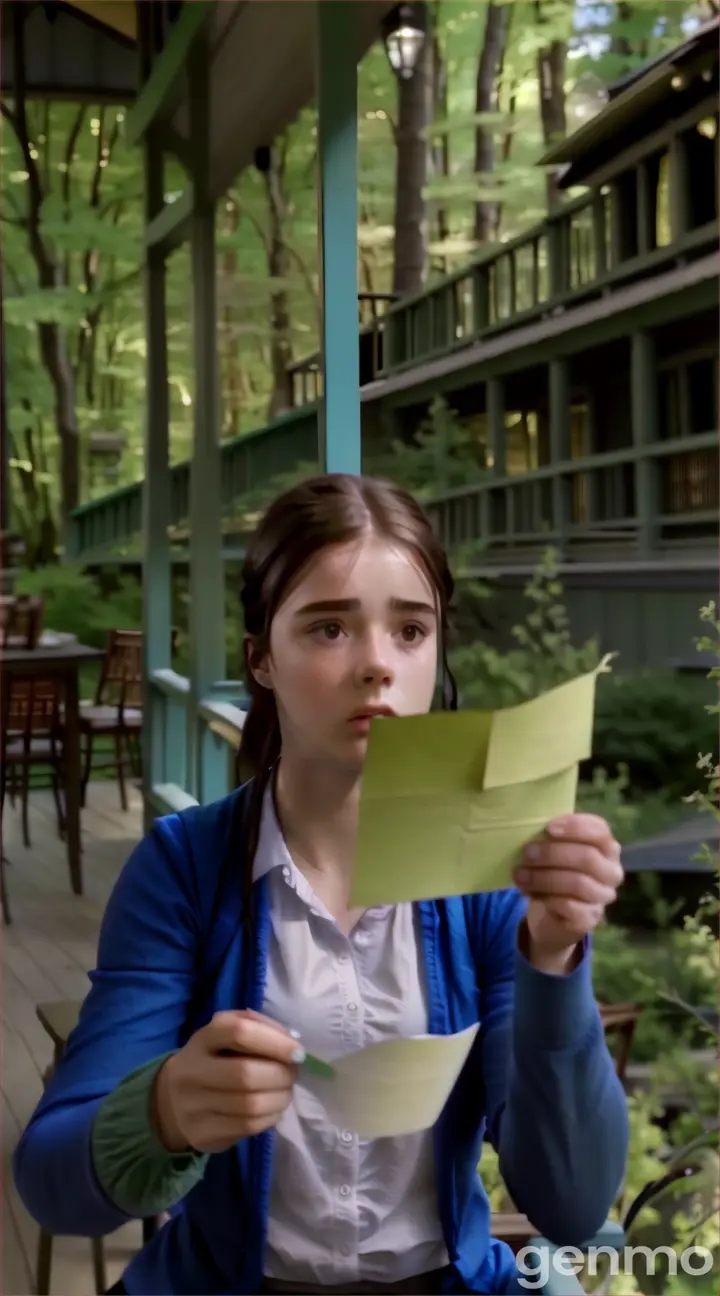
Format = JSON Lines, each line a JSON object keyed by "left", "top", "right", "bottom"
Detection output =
{"left": 14, "top": 786, "right": 629, "bottom": 1295}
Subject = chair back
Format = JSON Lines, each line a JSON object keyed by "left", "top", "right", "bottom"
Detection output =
{"left": 1, "top": 595, "right": 44, "bottom": 649}
{"left": 598, "top": 1001, "right": 640, "bottom": 1083}
{"left": 2, "top": 674, "right": 64, "bottom": 752}
{"left": 96, "top": 629, "right": 143, "bottom": 713}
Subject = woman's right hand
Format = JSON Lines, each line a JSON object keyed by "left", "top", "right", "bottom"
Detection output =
{"left": 153, "top": 1010, "right": 304, "bottom": 1154}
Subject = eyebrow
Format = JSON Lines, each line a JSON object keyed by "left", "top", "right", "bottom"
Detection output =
{"left": 294, "top": 597, "right": 437, "bottom": 618}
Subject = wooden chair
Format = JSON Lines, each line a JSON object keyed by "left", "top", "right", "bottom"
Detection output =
{"left": 0, "top": 674, "right": 66, "bottom": 851}
{"left": 1, "top": 594, "right": 44, "bottom": 649}
{"left": 36, "top": 1001, "right": 159, "bottom": 1296}
{"left": 598, "top": 1001, "right": 641, "bottom": 1084}
{"left": 80, "top": 629, "right": 143, "bottom": 811}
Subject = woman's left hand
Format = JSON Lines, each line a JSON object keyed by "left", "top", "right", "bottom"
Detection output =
{"left": 513, "top": 813, "right": 624, "bottom": 974}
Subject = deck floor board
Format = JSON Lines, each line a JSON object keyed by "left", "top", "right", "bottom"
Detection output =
{"left": 2, "top": 783, "right": 145, "bottom": 1295}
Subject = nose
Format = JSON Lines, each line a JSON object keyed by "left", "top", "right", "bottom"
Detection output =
{"left": 354, "top": 627, "right": 394, "bottom": 690}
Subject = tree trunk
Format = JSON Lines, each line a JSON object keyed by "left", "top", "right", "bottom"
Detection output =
{"left": 611, "top": 1, "right": 634, "bottom": 71}
{"left": 431, "top": 1, "right": 449, "bottom": 270}
{"left": 474, "top": 2, "right": 511, "bottom": 244}
{"left": 5, "top": 7, "right": 80, "bottom": 523}
{"left": 537, "top": 39, "right": 567, "bottom": 209}
{"left": 392, "top": 6, "right": 432, "bottom": 297}
{"left": 263, "top": 141, "right": 294, "bottom": 419}
{"left": 37, "top": 317, "right": 80, "bottom": 520}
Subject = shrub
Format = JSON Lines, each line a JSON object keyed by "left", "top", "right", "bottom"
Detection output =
{"left": 14, "top": 564, "right": 142, "bottom": 649}
{"left": 449, "top": 546, "right": 601, "bottom": 710}
{"left": 590, "top": 669, "right": 718, "bottom": 801}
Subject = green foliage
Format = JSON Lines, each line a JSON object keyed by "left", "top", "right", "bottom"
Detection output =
{"left": 476, "top": 603, "right": 720, "bottom": 1290}
{"left": 14, "top": 564, "right": 141, "bottom": 650}
{"left": 367, "top": 397, "right": 489, "bottom": 499}
{"left": 4, "top": 0, "right": 704, "bottom": 546}
{"left": 575, "top": 765, "right": 690, "bottom": 846}
{"left": 450, "top": 546, "right": 600, "bottom": 709}
{"left": 591, "top": 919, "right": 717, "bottom": 1062}
{"left": 591, "top": 670, "right": 719, "bottom": 801}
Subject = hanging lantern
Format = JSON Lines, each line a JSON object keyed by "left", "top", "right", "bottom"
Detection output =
{"left": 382, "top": 3, "right": 427, "bottom": 81}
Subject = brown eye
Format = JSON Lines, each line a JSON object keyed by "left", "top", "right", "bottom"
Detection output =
{"left": 312, "top": 621, "right": 343, "bottom": 641}
{"left": 401, "top": 624, "right": 425, "bottom": 643}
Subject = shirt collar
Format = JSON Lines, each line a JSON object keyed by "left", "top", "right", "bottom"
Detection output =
{"left": 251, "top": 777, "right": 393, "bottom": 922}
{"left": 252, "top": 779, "right": 293, "bottom": 883}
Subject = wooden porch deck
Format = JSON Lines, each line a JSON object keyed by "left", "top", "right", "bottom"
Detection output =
{"left": 2, "top": 783, "right": 144, "bottom": 1296}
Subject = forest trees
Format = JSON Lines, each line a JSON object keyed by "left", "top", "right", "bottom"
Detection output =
{"left": 1, "top": 0, "right": 712, "bottom": 560}
{"left": 1, "top": 6, "right": 142, "bottom": 560}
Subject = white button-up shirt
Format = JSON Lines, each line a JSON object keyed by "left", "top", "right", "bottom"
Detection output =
{"left": 253, "top": 787, "right": 449, "bottom": 1286}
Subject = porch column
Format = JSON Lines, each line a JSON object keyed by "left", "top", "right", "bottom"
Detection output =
{"left": 139, "top": 0, "right": 173, "bottom": 831}
{"left": 187, "top": 31, "right": 226, "bottom": 802}
{"left": 317, "top": 1, "right": 361, "bottom": 475}
{"left": 631, "top": 331, "right": 660, "bottom": 557}
{"left": 549, "top": 358, "right": 572, "bottom": 542}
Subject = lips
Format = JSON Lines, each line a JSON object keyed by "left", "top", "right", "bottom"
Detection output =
{"left": 349, "top": 706, "right": 396, "bottom": 721}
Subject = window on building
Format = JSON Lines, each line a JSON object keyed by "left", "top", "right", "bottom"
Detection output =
{"left": 688, "top": 357, "right": 718, "bottom": 434}
{"left": 658, "top": 369, "right": 682, "bottom": 440}
{"left": 613, "top": 170, "right": 639, "bottom": 262}
{"left": 683, "top": 119, "right": 718, "bottom": 229}
{"left": 505, "top": 411, "right": 538, "bottom": 473}
{"left": 654, "top": 153, "right": 672, "bottom": 247}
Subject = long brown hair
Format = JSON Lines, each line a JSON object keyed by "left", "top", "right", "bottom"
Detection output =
{"left": 236, "top": 472, "right": 457, "bottom": 914}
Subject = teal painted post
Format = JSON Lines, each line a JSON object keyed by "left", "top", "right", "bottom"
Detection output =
{"left": 317, "top": 1, "right": 361, "bottom": 475}
{"left": 141, "top": 125, "right": 173, "bottom": 832}
{"left": 631, "top": 331, "right": 660, "bottom": 557}
{"left": 186, "top": 31, "right": 227, "bottom": 803}
{"left": 549, "top": 358, "right": 572, "bottom": 545}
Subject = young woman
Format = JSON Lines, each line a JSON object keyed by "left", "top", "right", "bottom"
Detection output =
{"left": 14, "top": 474, "right": 628, "bottom": 1296}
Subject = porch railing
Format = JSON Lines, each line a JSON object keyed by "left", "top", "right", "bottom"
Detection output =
{"left": 67, "top": 403, "right": 319, "bottom": 560}
{"left": 287, "top": 205, "right": 718, "bottom": 397}
{"left": 146, "top": 668, "right": 248, "bottom": 815}
{"left": 377, "top": 211, "right": 717, "bottom": 379}
{"left": 427, "top": 431, "right": 719, "bottom": 559}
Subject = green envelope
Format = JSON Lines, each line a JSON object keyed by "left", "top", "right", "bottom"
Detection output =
{"left": 348, "top": 658, "right": 611, "bottom": 909}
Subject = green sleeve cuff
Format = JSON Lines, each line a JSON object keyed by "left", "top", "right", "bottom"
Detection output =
{"left": 91, "top": 1052, "right": 208, "bottom": 1217}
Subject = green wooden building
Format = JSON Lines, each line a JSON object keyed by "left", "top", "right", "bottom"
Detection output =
{"left": 65, "top": 10, "right": 719, "bottom": 675}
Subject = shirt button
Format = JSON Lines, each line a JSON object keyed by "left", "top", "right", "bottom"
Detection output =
{"left": 347, "top": 1002, "right": 358, "bottom": 1013}
{"left": 339, "top": 1184, "right": 351, "bottom": 1198}
{"left": 282, "top": 867, "right": 290, "bottom": 882}
{"left": 340, "top": 1244, "right": 352, "bottom": 1257}
{"left": 341, "top": 1130, "right": 353, "bottom": 1143}
{"left": 339, "top": 953, "right": 350, "bottom": 964}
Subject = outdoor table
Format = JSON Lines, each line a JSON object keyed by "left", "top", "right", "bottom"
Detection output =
{"left": 1, "top": 639, "right": 104, "bottom": 895}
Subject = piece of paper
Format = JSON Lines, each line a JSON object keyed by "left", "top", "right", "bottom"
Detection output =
{"left": 483, "top": 669, "right": 598, "bottom": 790}
{"left": 350, "top": 766, "right": 578, "bottom": 908}
{"left": 349, "top": 662, "right": 606, "bottom": 910}
{"left": 302, "top": 1025, "right": 479, "bottom": 1138}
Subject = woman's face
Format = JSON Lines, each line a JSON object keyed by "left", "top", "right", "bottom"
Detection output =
{"left": 251, "top": 532, "right": 439, "bottom": 768}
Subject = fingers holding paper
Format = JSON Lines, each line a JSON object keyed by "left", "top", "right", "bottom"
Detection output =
{"left": 513, "top": 813, "right": 624, "bottom": 971}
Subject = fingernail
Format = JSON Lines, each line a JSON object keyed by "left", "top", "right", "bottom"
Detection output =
{"left": 291, "top": 1045, "right": 307, "bottom": 1064}
{"left": 515, "top": 868, "right": 529, "bottom": 885}
{"left": 288, "top": 1028, "right": 302, "bottom": 1041}
{"left": 547, "top": 821, "right": 566, "bottom": 837}
{"left": 525, "top": 844, "right": 540, "bottom": 860}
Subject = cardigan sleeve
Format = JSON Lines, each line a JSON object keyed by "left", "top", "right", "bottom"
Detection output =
{"left": 13, "top": 814, "right": 208, "bottom": 1238}
{"left": 475, "top": 889, "right": 629, "bottom": 1246}
{"left": 90, "top": 1053, "right": 208, "bottom": 1216}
